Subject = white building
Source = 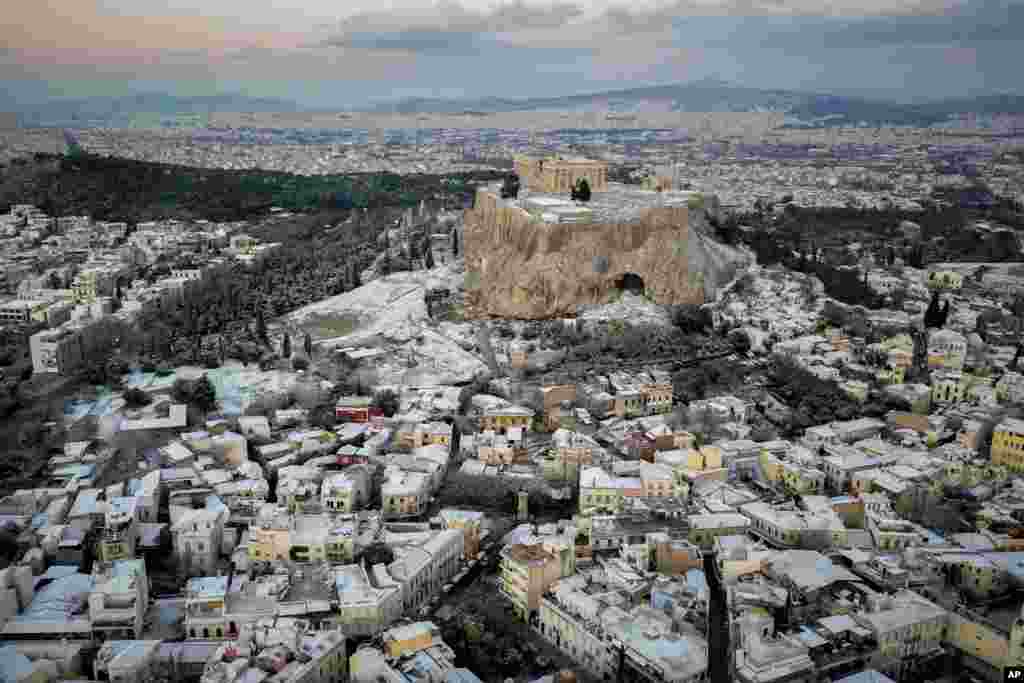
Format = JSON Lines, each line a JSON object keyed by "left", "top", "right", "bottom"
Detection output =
{"left": 172, "top": 501, "right": 228, "bottom": 576}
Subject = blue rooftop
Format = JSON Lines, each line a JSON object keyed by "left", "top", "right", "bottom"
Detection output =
{"left": 0, "top": 645, "right": 35, "bottom": 683}
{"left": 686, "top": 569, "right": 708, "bottom": 595}
{"left": 13, "top": 573, "right": 94, "bottom": 624}
{"left": 446, "top": 670, "right": 484, "bottom": 683}
{"left": 186, "top": 576, "right": 228, "bottom": 598}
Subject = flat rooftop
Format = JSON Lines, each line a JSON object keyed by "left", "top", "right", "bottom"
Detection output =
{"left": 486, "top": 181, "right": 701, "bottom": 224}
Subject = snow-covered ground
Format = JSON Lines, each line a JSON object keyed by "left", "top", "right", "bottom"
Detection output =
{"left": 284, "top": 262, "right": 490, "bottom": 385}
{"left": 577, "top": 292, "right": 673, "bottom": 326}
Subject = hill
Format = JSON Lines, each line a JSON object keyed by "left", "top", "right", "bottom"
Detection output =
{"left": 360, "top": 80, "right": 1024, "bottom": 128}
{"left": 0, "top": 153, "right": 503, "bottom": 222}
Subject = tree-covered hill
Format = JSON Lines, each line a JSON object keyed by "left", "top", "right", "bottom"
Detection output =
{"left": 0, "top": 153, "right": 505, "bottom": 222}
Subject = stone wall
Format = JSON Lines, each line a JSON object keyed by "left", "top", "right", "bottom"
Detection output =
{"left": 463, "top": 189, "right": 705, "bottom": 319}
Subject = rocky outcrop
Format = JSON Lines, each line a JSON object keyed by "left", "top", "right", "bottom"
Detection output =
{"left": 463, "top": 188, "right": 748, "bottom": 319}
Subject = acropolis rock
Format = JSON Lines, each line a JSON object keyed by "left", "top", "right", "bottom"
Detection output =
{"left": 463, "top": 157, "right": 748, "bottom": 319}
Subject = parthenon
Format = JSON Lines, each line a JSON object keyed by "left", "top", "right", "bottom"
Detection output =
{"left": 513, "top": 155, "right": 609, "bottom": 194}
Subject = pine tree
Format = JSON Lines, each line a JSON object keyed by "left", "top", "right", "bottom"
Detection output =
{"left": 304, "top": 333, "right": 313, "bottom": 357}
{"left": 940, "top": 300, "right": 951, "bottom": 327}
{"left": 282, "top": 333, "right": 291, "bottom": 359}
{"left": 381, "top": 230, "right": 391, "bottom": 275}
{"left": 424, "top": 240, "right": 435, "bottom": 269}
{"left": 256, "top": 310, "right": 267, "bottom": 342}
{"left": 191, "top": 374, "right": 217, "bottom": 412}
{"left": 924, "top": 291, "right": 941, "bottom": 328}
{"left": 576, "top": 178, "right": 591, "bottom": 202}
{"left": 452, "top": 232, "right": 459, "bottom": 257}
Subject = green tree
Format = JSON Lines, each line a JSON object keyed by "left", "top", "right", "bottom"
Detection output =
{"left": 373, "top": 389, "right": 400, "bottom": 418}
{"left": 571, "top": 178, "right": 592, "bottom": 202}
{"left": 303, "top": 333, "right": 313, "bottom": 357}
{"left": 191, "top": 374, "right": 218, "bottom": 413}
{"left": 256, "top": 310, "right": 268, "bottom": 343}
{"left": 282, "top": 333, "right": 292, "bottom": 359}
{"left": 424, "top": 240, "right": 435, "bottom": 269}
{"left": 171, "top": 378, "right": 193, "bottom": 403}
{"left": 123, "top": 387, "right": 151, "bottom": 409}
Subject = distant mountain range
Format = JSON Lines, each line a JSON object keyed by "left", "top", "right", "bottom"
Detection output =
{"left": 8, "top": 81, "right": 1024, "bottom": 128}
{"left": 12, "top": 93, "right": 303, "bottom": 125}
{"left": 357, "top": 81, "right": 1024, "bottom": 128}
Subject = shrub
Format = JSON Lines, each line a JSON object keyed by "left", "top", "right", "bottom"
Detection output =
{"left": 373, "top": 389, "right": 400, "bottom": 418}
{"left": 123, "top": 387, "right": 151, "bottom": 409}
{"left": 292, "top": 356, "right": 310, "bottom": 371}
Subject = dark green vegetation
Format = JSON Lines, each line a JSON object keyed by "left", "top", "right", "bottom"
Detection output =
{"left": 102, "top": 206, "right": 459, "bottom": 378}
{"left": 0, "top": 153, "right": 504, "bottom": 222}
{"left": 714, "top": 198, "right": 1024, "bottom": 309}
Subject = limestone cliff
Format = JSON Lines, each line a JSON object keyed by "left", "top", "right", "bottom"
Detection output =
{"left": 463, "top": 189, "right": 748, "bottom": 319}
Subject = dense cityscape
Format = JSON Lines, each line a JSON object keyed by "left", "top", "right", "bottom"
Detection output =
{"left": 1, "top": 6, "right": 1024, "bottom": 683}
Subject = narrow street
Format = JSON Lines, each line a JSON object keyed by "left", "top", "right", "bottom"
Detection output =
{"left": 704, "top": 552, "right": 731, "bottom": 683}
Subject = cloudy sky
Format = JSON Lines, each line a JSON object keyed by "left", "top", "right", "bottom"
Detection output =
{"left": 2, "top": 0, "right": 1022, "bottom": 107}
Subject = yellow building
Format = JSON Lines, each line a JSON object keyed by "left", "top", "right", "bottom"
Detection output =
{"left": 640, "top": 382, "right": 673, "bottom": 414}
{"left": 248, "top": 513, "right": 354, "bottom": 564}
{"left": 480, "top": 405, "right": 535, "bottom": 433}
{"left": 579, "top": 486, "right": 624, "bottom": 516}
{"left": 993, "top": 418, "right": 1024, "bottom": 472}
{"left": 927, "top": 270, "right": 963, "bottom": 290}
{"left": 513, "top": 155, "right": 609, "bottom": 194}
{"left": 759, "top": 449, "right": 784, "bottom": 482}
{"left": 383, "top": 622, "right": 442, "bottom": 658}
{"left": 877, "top": 365, "right": 905, "bottom": 385}
{"left": 780, "top": 462, "right": 825, "bottom": 494}
{"left": 72, "top": 271, "right": 97, "bottom": 305}
{"left": 930, "top": 371, "right": 967, "bottom": 404}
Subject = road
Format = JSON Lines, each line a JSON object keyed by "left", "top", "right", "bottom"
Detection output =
{"left": 422, "top": 535, "right": 589, "bottom": 683}
{"left": 704, "top": 552, "right": 731, "bottom": 683}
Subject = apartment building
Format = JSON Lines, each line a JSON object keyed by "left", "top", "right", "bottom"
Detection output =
{"left": 321, "top": 467, "right": 372, "bottom": 513}
{"left": 927, "top": 329, "right": 967, "bottom": 371}
{"left": 381, "top": 470, "right": 431, "bottom": 519}
{"left": 333, "top": 564, "right": 403, "bottom": 637}
{"left": 90, "top": 559, "right": 149, "bottom": 640}
{"left": 992, "top": 418, "right": 1024, "bottom": 472}
{"left": 389, "top": 529, "right": 464, "bottom": 614}
{"left": 172, "top": 502, "right": 228, "bottom": 577}
{"left": 741, "top": 501, "right": 847, "bottom": 549}
{"left": 539, "top": 573, "right": 709, "bottom": 683}
{"left": 479, "top": 405, "right": 535, "bottom": 433}
{"left": 688, "top": 513, "right": 751, "bottom": 549}
{"left": 855, "top": 590, "right": 947, "bottom": 681}
{"left": 500, "top": 543, "right": 563, "bottom": 622}
{"left": 438, "top": 509, "right": 484, "bottom": 560}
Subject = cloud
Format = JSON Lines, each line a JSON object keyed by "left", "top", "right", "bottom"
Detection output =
{"left": 321, "top": 0, "right": 584, "bottom": 49}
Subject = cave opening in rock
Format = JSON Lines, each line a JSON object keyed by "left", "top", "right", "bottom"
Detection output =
{"left": 615, "top": 272, "right": 645, "bottom": 295}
